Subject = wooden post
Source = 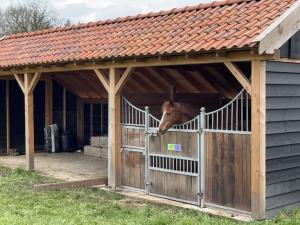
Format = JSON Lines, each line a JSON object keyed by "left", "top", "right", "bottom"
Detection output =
{"left": 90, "top": 104, "right": 94, "bottom": 137}
{"left": 251, "top": 61, "right": 266, "bottom": 219}
{"left": 63, "top": 87, "right": 67, "bottom": 132}
{"left": 45, "top": 79, "right": 53, "bottom": 126}
{"left": 6, "top": 80, "right": 10, "bottom": 153}
{"left": 95, "top": 67, "right": 134, "bottom": 188}
{"left": 14, "top": 73, "right": 41, "bottom": 170}
{"left": 77, "top": 99, "right": 84, "bottom": 147}
{"left": 108, "top": 68, "right": 121, "bottom": 188}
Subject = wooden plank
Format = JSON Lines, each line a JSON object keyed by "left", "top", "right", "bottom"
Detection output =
{"left": 251, "top": 60, "right": 266, "bottom": 219}
{"left": 267, "top": 167, "right": 300, "bottom": 185}
{"left": 267, "top": 179, "right": 300, "bottom": 198}
{"left": 90, "top": 104, "right": 94, "bottom": 137}
{"left": 6, "top": 80, "right": 10, "bottom": 153}
{"left": 77, "top": 99, "right": 84, "bottom": 146}
{"left": 13, "top": 73, "right": 26, "bottom": 94}
{"left": 33, "top": 177, "right": 108, "bottom": 192}
{"left": 45, "top": 78, "right": 53, "bottom": 126}
{"left": 224, "top": 62, "right": 252, "bottom": 95}
{"left": 205, "top": 132, "right": 251, "bottom": 211}
{"left": 63, "top": 87, "right": 67, "bottom": 131}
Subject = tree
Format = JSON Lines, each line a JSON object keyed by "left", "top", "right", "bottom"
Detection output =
{"left": 0, "top": 0, "right": 66, "bottom": 36}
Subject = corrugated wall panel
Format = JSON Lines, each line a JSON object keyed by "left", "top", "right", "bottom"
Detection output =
{"left": 266, "top": 61, "right": 300, "bottom": 218}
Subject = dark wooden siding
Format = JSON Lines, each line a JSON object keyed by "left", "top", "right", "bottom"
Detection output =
{"left": 0, "top": 81, "right": 6, "bottom": 153}
{"left": 266, "top": 61, "right": 300, "bottom": 218}
{"left": 280, "top": 30, "right": 300, "bottom": 59}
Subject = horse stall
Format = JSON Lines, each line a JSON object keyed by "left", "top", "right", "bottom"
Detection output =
{"left": 119, "top": 63, "right": 252, "bottom": 214}
{"left": 1, "top": 0, "right": 300, "bottom": 221}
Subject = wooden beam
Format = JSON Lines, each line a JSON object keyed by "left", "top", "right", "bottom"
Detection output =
{"left": 155, "top": 68, "right": 188, "bottom": 93}
{"left": 193, "top": 66, "right": 235, "bottom": 99}
{"left": 135, "top": 71, "right": 164, "bottom": 93}
{"left": 27, "top": 72, "right": 41, "bottom": 95}
{"left": 33, "top": 177, "right": 108, "bottom": 192}
{"left": 94, "top": 69, "right": 109, "bottom": 92}
{"left": 6, "top": 80, "right": 10, "bottom": 153}
{"left": 254, "top": 1, "right": 300, "bottom": 54}
{"left": 143, "top": 68, "right": 171, "bottom": 90}
{"left": 0, "top": 51, "right": 277, "bottom": 76}
{"left": 224, "top": 62, "right": 252, "bottom": 95}
{"left": 13, "top": 73, "right": 25, "bottom": 94}
{"left": 45, "top": 78, "right": 53, "bottom": 126}
{"left": 251, "top": 61, "right": 266, "bottom": 219}
{"left": 115, "top": 67, "right": 135, "bottom": 95}
{"left": 163, "top": 68, "right": 199, "bottom": 93}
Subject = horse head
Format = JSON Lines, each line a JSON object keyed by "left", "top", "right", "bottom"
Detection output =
{"left": 158, "top": 101, "right": 181, "bottom": 135}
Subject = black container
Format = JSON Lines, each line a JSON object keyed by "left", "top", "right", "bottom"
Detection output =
{"left": 61, "top": 131, "right": 71, "bottom": 152}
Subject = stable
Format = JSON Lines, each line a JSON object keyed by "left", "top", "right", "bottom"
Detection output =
{"left": 0, "top": 0, "right": 300, "bottom": 220}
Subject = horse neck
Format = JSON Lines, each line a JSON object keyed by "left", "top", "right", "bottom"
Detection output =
{"left": 175, "top": 103, "right": 197, "bottom": 120}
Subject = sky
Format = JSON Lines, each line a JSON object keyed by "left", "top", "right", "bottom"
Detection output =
{"left": 1, "top": 0, "right": 215, "bottom": 23}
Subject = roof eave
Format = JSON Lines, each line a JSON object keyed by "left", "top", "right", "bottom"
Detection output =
{"left": 254, "top": 0, "right": 300, "bottom": 54}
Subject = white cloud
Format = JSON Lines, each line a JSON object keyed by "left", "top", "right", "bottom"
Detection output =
{"left": 1, "top": 0, "right": 218, "bottom": 23}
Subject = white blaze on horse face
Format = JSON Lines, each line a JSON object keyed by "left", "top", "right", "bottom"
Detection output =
{"left": 159, "top": 111, "right": 166, "bottom": 127}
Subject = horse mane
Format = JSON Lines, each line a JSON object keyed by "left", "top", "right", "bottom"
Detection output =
{"left": 175, "top": 102, "right": 198, "bottom": 119}
{"left": 162, "top": 101, "right": 198, "bottom": 119}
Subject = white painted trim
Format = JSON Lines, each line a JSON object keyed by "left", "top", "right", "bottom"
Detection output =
{"left": 253, "top": 0, "right": 300, "bottom": 54}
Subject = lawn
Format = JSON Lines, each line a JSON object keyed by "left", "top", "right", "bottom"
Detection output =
{"left": 0, "top": 166, "right": 299, "bottom": 225}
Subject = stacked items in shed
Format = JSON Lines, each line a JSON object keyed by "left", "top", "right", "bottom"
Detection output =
{"left": 84, "top": 136, "right": 108, "bottom": 159}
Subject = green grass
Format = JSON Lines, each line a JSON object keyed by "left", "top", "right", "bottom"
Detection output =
{"left": 0, "top": 166, "right": 299, "bottom": 225}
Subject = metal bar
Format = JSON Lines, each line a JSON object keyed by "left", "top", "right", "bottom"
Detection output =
{"left": 241, "top": 92, "right": 243, "bottom": 131}
{"left": 148, "top": 167, "right": 198, "bottom": 177}
{"left": 204, "top": 129, "right": 251, "bottom": 134}
{"left": 144, "top": 106, "right": 150, "bottom": 194}
{"left": 246, "top": 92, "right": 249, "bottom": 132}
{"left": 149, "top": 153, "right": 198, "bottom": 161}
{"left": 200, "top": 107, "right": 206, "bottom": 208}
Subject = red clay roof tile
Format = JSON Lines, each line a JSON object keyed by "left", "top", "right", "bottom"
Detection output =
{"left": 0, "top": 0, "right": 297, "bottom": 68}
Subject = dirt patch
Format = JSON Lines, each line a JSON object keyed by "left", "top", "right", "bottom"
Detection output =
{"left": 0, "top": 152, "right": 107, "bottom": 181}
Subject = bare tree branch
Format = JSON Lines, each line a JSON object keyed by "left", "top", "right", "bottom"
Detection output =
{"left": 0, "top": 0, "right": 68, "bottom": 36}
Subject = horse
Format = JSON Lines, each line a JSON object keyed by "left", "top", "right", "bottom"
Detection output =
{"left": 158, "top": 101, "right": 198, "bottom": 134}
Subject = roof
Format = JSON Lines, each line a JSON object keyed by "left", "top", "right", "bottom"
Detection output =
{"left": 0, "top": 0, "right": 297, "bottom": 68}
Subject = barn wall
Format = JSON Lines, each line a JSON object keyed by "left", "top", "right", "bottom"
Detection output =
{"left": 266, "top": 61, "right": 300, "bottom": 218}
{"left": 280, "top": 30, "right": 300, "bottom": 59}
{"left": 0, "top": 80, "right": 6, "bottom": 153}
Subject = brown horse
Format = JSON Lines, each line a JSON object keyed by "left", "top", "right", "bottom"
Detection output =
{"left": 158, "top": 101, "right": 198, "bottom": 134}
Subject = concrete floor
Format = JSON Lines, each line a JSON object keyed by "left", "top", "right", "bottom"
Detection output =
{"left": 0, "top": 152, "right": 108, "bottom": 181}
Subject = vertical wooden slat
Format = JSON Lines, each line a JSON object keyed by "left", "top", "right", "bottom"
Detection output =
{"left": 6, "top": 80, "right": 10, "bottom": 153}
{"left": 251, "top": 60, "right": 266, "bottom": 219}
{"left": 77, "top": 99, "right": 84, "bottom": 147}
{"left": 45, "top": 78, "right": 53, "bottom": 126}
{"left": 63, "top": 87, "right": 67, "bottom": 132}
{"left": 90, "top": 104, "right": 94, "bottom": 137}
